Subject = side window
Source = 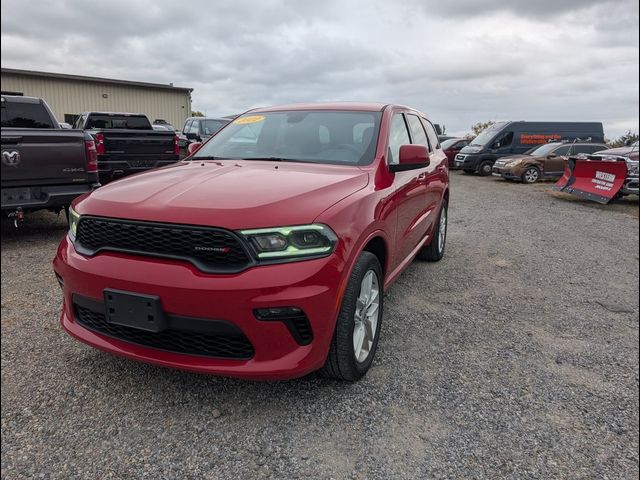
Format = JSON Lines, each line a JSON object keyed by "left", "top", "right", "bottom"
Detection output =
{"left": 585, "top": 145, "right": 604, "bottom": 154}
{"left": 422, "top": 119, "right": 440, "bottom": 151}
{"left": 494, "top": 131, "right": 514, "bottom": 148}
{"left": 553, "top": 145, "right": 571, "bottom": 156}
{"left": 189, "top": 120, "right": 200, "bottom": 135}
{"left": 387, "top": 114, "right": 411, "bottom": 165}
{"left": 406, "top": 115, "right": 429, "bottom": 149}
{"left": 182, "top": 119, "right": 192, "bottom": 134}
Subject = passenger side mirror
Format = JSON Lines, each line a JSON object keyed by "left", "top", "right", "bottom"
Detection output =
{"left": 187, "top": 142, "right": 203, "bottom": 156}
{"left": 390, "top": 145, "right": 430, "bottom": 172}
{"left": 185, "top": 132, "right": 200, "bottom": 141}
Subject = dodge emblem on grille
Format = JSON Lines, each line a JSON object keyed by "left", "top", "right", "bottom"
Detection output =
{"left": 2, "top": 150, "right": 21, "bottom": 167}
{"left": 194, "top": 246, "right": 231, "bottom": 253}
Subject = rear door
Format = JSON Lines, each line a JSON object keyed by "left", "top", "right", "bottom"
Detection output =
{"left": 544, "top": 145, "right": 571, "bottom": 174}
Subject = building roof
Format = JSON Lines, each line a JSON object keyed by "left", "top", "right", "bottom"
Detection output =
{"left": 1, "top": 67, "right": 193, "bottom": 93}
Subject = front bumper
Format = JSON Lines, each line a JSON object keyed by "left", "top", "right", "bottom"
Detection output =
{"left": 454, "top": 154, "right": 480, "bottom": 171}
{"left": 53, "top": 236, "right": 346, "bottom": 380}
{"left": 492, "top": 165, "right": 520, "bottom": 180}
{"left": 622, "top": 176, "right": 639, "bottom": 195}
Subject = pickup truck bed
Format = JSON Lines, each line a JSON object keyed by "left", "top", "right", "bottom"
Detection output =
{"left": 1, "top": 129, "right": 98, "bottom": 212}
{"left": 1, "top": 95, "right": 99, "bottom": 218}
{"left": 75, "top": 112, "right": 180, "bottom": 184}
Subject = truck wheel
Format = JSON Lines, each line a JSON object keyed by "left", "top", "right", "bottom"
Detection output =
{"left": 321, "top": 251, "right": 383, "bottom": 381}
{"left": 478, "top": 160, "right": 493, "bottom": 176}
{"left": 521, "top": 166, "right": 541, "bottom": 184}
{"left": 418, "top": 199, "right": 448, "bottom": 262}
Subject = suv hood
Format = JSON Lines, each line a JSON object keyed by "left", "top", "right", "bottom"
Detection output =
{"left": 75, "top": 160, "right": 369, "bottom": 230}
{"left": 593, "top": 146, "right": 638, "bottom": 158}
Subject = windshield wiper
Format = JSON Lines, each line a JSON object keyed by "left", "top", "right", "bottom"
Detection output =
{"left": 234, "top": 157, "right": 300, "bottom": 162}
{"left": 191, "top": 155, "right": 229, "bottom": 160}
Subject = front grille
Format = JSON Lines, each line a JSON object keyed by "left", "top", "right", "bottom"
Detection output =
{"left": 75, "top": 217, "right": 253, "bottom": 273}
{"left": 75, "top": 303, "right": 255, "bottom": 359}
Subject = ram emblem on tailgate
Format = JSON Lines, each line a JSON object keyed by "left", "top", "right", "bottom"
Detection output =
{"left": 2, "top": 150, "right": 21, "bottom": 167}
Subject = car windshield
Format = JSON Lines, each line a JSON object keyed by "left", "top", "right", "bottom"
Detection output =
{"left": 192, "top": 110, "right": 382, "bottom": 165}
{"left": 86, "top": 115, "right": 151, "bottom": 130}
{"left": 468, "top": 123, "right": 507, "bottom": 147}
{"left": 440, "top": 138, "right": 460, "bottom": 149}
{"left": 528, "top": 143, "right": 563, "bottom": 156}
{"left": 201, "top": 119, "right": 228, "bottom": 136}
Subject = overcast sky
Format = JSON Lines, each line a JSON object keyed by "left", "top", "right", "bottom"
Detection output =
{"left": 2, "top": 0, "right": 638, "bottom": 137}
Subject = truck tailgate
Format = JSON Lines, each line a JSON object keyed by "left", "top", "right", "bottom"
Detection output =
{"left": 1, "top": 129, "right": 88, "bottom": 187}
{"left": 101, "top": 130, "right": 175, "bottom": 155}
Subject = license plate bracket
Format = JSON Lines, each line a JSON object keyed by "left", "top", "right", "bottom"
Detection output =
{"left": 1, "top": 187, "right": 31, "bottom": 204}
{"left": 103, "top": 289, "right": 167, "bottom": 332}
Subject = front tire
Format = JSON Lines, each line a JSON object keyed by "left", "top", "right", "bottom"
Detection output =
{"left": 417, "top": 199, "right": 448, "bottom": 262}
{"left": 478, "top": 160, "right": 493, "bottom": 176}
{"left": 521, "top": 166, "right": 541, "bottom": 184}
{"left": 321, "top": 251, "right": 383, "bottom": 381}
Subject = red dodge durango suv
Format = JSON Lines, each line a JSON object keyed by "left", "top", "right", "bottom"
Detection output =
{"left": 53, "top": 103, "right": 450, "bottom": 381}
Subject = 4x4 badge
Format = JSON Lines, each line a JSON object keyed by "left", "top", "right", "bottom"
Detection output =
{"left": 2, "top": 150, "right": 21, "bottom": 167}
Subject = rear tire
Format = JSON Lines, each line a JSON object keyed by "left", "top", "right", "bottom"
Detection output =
{"left": 417, "top": 199, "right": 448, "bottom": 262}
{"left": 521, "top": 166, "right": 541, "bottom": 184}
{"left": 321, "top": 251, "right": 383, "bottom": 381}
{"left": 478, "top": 160, "right": 493, "bottom": 176}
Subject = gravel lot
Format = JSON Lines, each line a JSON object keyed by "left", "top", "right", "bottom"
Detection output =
{"left": 2, "top": 172, "right": 638, "bottom": 479}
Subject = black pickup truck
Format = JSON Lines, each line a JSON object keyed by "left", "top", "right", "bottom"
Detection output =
{"left": 1, "top": 95, "right": 99, "bottom": 223}
{"left": 73, "top": 112, "right": 180, "bottom": 183}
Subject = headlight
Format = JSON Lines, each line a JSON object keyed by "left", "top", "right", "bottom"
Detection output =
{"left": 239, "top": 224, "right": 337, "bottom": 260}
{"left": 68, "top": 206, "right": 80, "bottom": 239}
{"left": 506, "top": 159, "right": 523, "bottom": 167}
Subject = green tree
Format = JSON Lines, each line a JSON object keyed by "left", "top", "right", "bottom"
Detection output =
{"left": 609, "top": 131, "right": 639, "bottom": 148}
{"left": 191, "top": 110, "right": 205, "bottom": 117}
{"left": 470, "top": 120, "right": 495, "bottom": 137}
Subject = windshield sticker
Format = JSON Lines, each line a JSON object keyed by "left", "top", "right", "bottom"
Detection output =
{"left": 234, "top": 115, "right": 265, "bottom": 125}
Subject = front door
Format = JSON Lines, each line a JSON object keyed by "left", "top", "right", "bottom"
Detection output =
{"left": 387, "top": 113, "right": 429, "bottom": 265}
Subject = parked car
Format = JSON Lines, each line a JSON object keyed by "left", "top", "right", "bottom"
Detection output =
{"left": 178, "top": 116, "right": 232, "bottom": 155}
{"left": 454, "top": 121, "right": 605, "bottom": 175}
{"left": 492, "top": 141, "right": 608, "bottom": 183}
{"left": 1, "top": 95, "right": 99, "bottom": 224}
{"left": 152, "top": 119, "right": 175, "bottom": 131}
{"left": 440, "top": 137, "right": 471, "bottom": 168}
{"left": 73, "top": 112, "right": 180, "bottom": 184}
{"left": 53, "top": 102, "right": 450, "bottom": 381}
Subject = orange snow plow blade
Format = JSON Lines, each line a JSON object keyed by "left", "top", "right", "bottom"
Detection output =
{"left": 553, "top": 157, "right": 628, "bottom": 204}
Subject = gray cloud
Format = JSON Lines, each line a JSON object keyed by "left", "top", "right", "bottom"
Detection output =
{"left": 1, "top": 0, "right": 638, "bottom": 137}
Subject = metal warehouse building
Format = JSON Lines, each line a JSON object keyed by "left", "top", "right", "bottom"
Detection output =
{"left": 1, "top": 68, "right": 193, "bottom": 128}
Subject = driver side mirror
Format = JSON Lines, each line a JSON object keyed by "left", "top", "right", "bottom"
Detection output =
{"left": 187, "top": 142, "right": 203, "bottom": 156}
{"left": 389, "top": 145, "right": 430, "bottom": 172}
{"left": 185, "top": 132, "right": 201, "bottom": 141}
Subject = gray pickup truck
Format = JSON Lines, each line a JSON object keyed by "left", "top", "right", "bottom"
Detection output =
{"left": 1, "top": 95, "right": 99, "bottom": 224}
{"left": 73, "top": 112, "right": 180, "bottom": 184}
